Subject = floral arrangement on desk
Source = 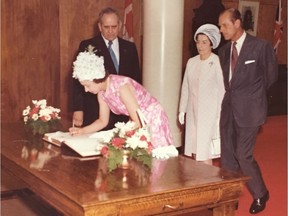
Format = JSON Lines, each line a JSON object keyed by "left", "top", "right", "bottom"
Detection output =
{"left": 22, "top": 99, "right": 61, "bottom": 135}
{"left": 100, "top": 121, "right": 153, "bottom": 172}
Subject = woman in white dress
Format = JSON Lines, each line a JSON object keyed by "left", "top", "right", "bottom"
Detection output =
{"left": 178, "top": 24, "right": 225, "bottom": 165}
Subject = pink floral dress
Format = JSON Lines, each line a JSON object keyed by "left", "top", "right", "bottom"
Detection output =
{"left": 99, "top": 75, "right": 172, "bottom": 148}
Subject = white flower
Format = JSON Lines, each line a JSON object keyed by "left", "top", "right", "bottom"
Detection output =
{"left": 32, "top": 113, "right": 39, "bottom": 121}
{"left": 32, "top": 99, "right": 47, "bottom": 109}
{"left": 115, "top": 121, "right": 135, "bottom": 137}
{"left": 126, "top": 137, "right": 148, "bottom": 149}
{"left": 22, "top": 106, "right": 31, "bottom": 116}
{"left": 48, "top": 106, "right": 60, "bottom": 114}
{"left": 136, "top": 127, "right": 151, "bottom": 142}
{"left": 23, "top": 116, "right": 29, "bottom": 123}
{"left": 114, "top": 122, "right": 126, "bottom": 129}
{"left": 43, "top": 115, "right": 51, "bottom": 121}
{"left": 39, "top": 107, "right": 53, "bottom": 117}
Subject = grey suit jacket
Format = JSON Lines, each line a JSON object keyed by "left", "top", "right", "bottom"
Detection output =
{"left": 218, "top": 34, "right": 278, "bottom": 127}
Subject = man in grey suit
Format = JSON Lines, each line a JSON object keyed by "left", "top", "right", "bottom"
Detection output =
{"left": 72, "top": 7, "right": 141, "bottom": 128}
{"left": 218, "top": 8, "right": 278, "bottom": 214}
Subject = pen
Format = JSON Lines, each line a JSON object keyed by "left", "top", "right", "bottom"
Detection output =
{"left": 71, "top": 122, "right": 75, "bottom": 136}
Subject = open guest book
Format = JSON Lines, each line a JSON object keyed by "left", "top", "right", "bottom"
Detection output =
{"left": 43, "top": 131, "right": 105, "bottom": 157}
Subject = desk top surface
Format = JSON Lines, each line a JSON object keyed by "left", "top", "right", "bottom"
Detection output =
{"left": 1, "top": 122, "right": 247, "bottom": 210}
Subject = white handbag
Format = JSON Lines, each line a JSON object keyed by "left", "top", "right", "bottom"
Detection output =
{"left": 211, "top": 119, "right": 221, "bottom": 158}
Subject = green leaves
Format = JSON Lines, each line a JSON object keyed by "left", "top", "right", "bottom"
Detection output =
{"left": 106, "top": 146, "right": 125, "bottom": 172}
{"left": 24, "top": 118, "right": 62, "bottom": 135}
{"left": 106, "top": 146, "right": 152, "bottom": 172}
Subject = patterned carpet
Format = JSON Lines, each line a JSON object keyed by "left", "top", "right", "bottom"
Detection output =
{"left": 234, "top": 115, "right": 287, "bottom": 216}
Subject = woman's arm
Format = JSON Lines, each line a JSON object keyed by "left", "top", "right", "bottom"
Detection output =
{"left": 119, "top": 83, "right": 141, "bottom": 128}
{"left": 69, "top": 95, "right": 110, "bottom": 135}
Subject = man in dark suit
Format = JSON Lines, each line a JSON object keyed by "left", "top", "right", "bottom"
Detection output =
{"left": 218, "top": 8, "right": 278, "bottom": 214}
{"left": 72, "top": 7, "right": 141, "bottom": 128}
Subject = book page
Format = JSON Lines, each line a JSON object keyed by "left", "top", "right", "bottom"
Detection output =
{"left": 63, "top": 138, "right": 103, "bottom": 157}
{"left": 43, "top": 131, "right": 72, "bottom": 146}
{"left": 44, "top": 131, "right": 106, "bottom": 157}
{"left": 44, "top": 131, "right": 94, "bottom": 146}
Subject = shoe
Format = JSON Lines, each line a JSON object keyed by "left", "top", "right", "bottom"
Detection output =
{"left": 249, "top": 191, "right": 269, "bottom": 214}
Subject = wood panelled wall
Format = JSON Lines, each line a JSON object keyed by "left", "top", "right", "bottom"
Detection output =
{"left": 1, "top": 0, "right": 61, "bottom": 123}
{"left": 1, "top": 0, "right": 287, "bottom": 123}
{"left": 222, "top": 0, "right": 287, "bottom": 65}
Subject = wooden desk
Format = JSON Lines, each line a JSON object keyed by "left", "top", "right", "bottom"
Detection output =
{"left": 1, "top": 123, "right": 248, "bottom": 216}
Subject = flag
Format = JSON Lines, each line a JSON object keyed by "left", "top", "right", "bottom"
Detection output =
{"left": 273, "top": 0, "right": 283, "bottom": 55}
{"left": 122, "top": 0, "right": 134, "bottom": 42}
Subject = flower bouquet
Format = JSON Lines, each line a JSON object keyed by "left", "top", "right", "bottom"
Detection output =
{"left": 101, "top": 121, "right": 153, "bottom": 172}
{"left": 22, "top": 99, "right": 61, "bottom": 146}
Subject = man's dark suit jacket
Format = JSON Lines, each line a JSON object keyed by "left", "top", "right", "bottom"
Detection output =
{"left": 72, "top": 35, "right": 141, "bottom": 128}
{"left": 218, "top": 34, "right": 278, "bottom": 128}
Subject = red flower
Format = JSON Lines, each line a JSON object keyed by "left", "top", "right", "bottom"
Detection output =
{"left": 111, "top": 138, "right": 125, "bottom": 149}
{"left": 29, "top": 107, "right": 39, "bottom": 117}
{"left": 140, "top": 135, "right": 147, "bottom": 141}
{"left": 50, "top": 113, "right": 57, "bottom": 119}
{"left": 101, "top": 146, "right": 109, "bottom": 157}
{"left": 40, "top": 116, "right": 48, "bottom": 122}
{"left": 125, "top": 130, "right": 135, "bottom": 137}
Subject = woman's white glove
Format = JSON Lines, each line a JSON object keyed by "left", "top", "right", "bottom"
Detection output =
{"left": 178, "top": 112, "right": 185, "bottom": 125}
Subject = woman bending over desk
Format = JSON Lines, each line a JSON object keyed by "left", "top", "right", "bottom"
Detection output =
{"left": 69, "top": 49, "right": 173, "bottom": 148}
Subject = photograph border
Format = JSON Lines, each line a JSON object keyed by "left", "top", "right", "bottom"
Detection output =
{"left": 238, "top": 0, "right": 260, "bottom": 36}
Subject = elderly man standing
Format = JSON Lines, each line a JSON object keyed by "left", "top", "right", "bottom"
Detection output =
{"left": 218, "top": 8, "right": 278, "bottom": 214}
{"left": 72, "top": 7, "right": 141, "bottom": 128}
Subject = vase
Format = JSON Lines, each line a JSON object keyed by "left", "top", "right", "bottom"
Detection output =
{"left": 119, "top": 150, "right": 130, "bottom": 170}
{"left": 25, "top": 128, "right": 44, "bottom": 150}
{"left": 122, "top": 170, "right": 129, "bottom": 189}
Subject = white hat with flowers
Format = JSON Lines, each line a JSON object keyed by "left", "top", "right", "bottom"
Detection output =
{"left": 72, "top": 45, "right": 106, "bottom": 81}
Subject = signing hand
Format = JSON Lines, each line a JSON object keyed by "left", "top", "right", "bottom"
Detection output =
{"left": 69, "top": 126, "right": 83, "bottom": 136}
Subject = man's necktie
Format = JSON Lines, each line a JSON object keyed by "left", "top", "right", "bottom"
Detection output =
{"left": 108, "top": 41, "right": 119, "bottom": 73}
{"left": 231, "top": 41, "right": 238, "bottom": 77}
